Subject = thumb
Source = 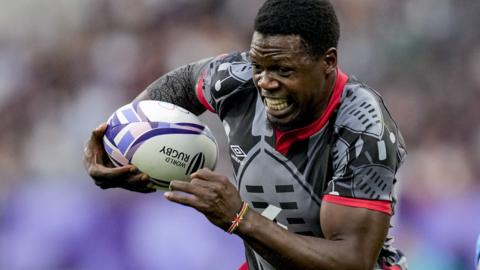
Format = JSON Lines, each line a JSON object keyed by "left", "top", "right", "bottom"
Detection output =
{"left": 85, "top": 123, "right": 108, "bottom": 165}
{"left": 92, "top": 123, "right": 108, "bottom": 138}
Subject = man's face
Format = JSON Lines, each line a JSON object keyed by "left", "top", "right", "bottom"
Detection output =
{"left": 249, "top": 32, "right": 334, "bottom": 131}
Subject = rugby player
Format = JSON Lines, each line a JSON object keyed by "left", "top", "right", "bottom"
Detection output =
{"left": 84, "top": 1, "right": 408, "bottom": 269}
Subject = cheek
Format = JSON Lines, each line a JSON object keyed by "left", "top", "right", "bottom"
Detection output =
{"left": 304, "top": 78, "right": 325, "bottom": 100}
{"left": 252, "top": 73, "right": 260, "bottom": 83}
{"left": 292, "top": 87, "right": 320, "bottom": 111}
{"left": 252, "top": 74, "right": 263, "bottom": 90}
{"left": 288, "top": 83, "right": 311, "bottom": 103}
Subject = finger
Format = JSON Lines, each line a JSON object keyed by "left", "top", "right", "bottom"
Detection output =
{"left": 124, "top": 171, "right": 150, "bottom": 185}
{"left": 88, "top": 162, "right": 136, "bottom": 179}
{"left": 84, "top": 123, "right": 108, "bottom": 165}
{"left": 95, "top": 170, "right": 149, "bottom": 189}
{"left": 191, "top": 169, "right": 230, "bottom": 186}
{"left": 93, "top": 123, "right": 108, "bottom": 137}
{"left": 95, "top": 176, "right": 155, "bottom": 192}
{"left": 91, "top": 166, "right": 145, "bottom": 189}
{"left": 190, "top": 168, "right": 214, "bottom": 180}
{"left": 114, "top": 170, "right": 150, "bottom": 189}
{"left": 88, "top": 123, "right": 108, "bottom": 149}
{"left": 169, "top": 180, "right": 209, "bottom": 198}
{"left": 164, "top": 191, "right": 207, "bottom": 209}
{"left": 123, "top": 179, "right": 157, "bottom": 193}
{"left": 190, "top": 177, "right": 211, "bottom": 188}
{"left": 190, "top": 177, "right": 224, "bottom": 193}
{"left": 130, "top": 188, "right": 156, "bottom": 193}
{"left": 92, "top": 127, "right": 109, "bottom": 164}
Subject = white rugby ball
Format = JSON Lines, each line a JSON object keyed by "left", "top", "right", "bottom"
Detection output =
{"left": 103, "top": 100, "right": 218, "bottom": 190}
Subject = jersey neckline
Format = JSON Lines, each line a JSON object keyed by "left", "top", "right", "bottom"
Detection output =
{"left": 274, "top": 68, "right": 348, "bottom": 155}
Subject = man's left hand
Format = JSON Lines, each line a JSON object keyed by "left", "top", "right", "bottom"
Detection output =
{"left": 164, "top": 168, "right": 243, "bottom": 232}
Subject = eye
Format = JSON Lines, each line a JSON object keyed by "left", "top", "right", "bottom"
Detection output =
{"left": 251, "top": 62, "right": 262, "bottom": 73}
{"left": 278, "top": 67, "right": 293, "bottom": 77}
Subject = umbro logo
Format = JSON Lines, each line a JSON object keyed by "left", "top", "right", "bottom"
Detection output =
{"left": 230, "top": 145, "right": 246, "bottom": 163}
{"left": 230, "top": 145, "right": 246, "bottom": 157}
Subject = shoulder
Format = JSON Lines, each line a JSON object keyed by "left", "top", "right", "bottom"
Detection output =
{"left": 197, "top": 52, "right": 256, "bottom": 114}
{"left": 335, "top": 77, "right": 394, "bottom": 140}
{"left": 327, "top": 78, "right": 407, "bottom": 203}
{"left": 332, "top": 77, "right": 406, "bottom": 168}
{"left": 203, "top": 52, "right": 252, "bottom": 87}
{"left": 201, "top": 51, "right": 253, "bottom": 96}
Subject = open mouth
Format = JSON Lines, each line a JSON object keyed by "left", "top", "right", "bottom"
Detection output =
{"left": 264, "top": 97, "right": 289, "bottom": 111}
{"left": 263, "top": 97, "right": 294, "bottom": 119}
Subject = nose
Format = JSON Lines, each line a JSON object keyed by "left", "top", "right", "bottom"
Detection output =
{"left": 256, "top": 72, "right": 279, "bottom": 91}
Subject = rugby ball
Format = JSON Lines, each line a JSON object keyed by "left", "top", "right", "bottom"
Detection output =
{"left": 103, "top": 100, "right": 218, "bottom": 190}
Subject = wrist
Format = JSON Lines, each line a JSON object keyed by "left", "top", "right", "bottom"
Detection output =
{"left": 235, "top": 206, "right": 255, "bottom": 237}
{"left": 227, "top": 201, "right": 249, "bottom": 234}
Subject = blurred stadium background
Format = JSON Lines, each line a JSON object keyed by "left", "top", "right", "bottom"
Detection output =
{"left": 0, "top": 0, "right": 479, "bottom": 269}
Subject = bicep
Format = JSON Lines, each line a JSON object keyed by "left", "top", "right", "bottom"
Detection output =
{"left": 320, "top": 201, "right": 390, "bottom": 268}
{"left": 134, "top": 58, "right": 212, "bottom": 115}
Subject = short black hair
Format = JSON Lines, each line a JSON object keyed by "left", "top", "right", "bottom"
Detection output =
{"left": 254, "top": 0, "right": 340, "bottom": 58}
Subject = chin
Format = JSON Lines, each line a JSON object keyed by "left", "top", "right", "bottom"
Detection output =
{"left": 267, "top": 120, "right": 293, "bottom": 131}
{"left": 266, "top": 115, "right": 310, "bottom": 131}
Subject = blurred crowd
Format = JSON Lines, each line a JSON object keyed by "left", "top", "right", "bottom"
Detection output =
{"left": 0, "top": 0, "right": 479, "bottom": 269}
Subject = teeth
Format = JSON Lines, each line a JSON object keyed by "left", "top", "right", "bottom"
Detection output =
{"left": 265, "top": 98, "right": 289, "bottom": 111}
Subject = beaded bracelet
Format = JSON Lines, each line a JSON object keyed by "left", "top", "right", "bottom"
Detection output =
{"left": 227, "top": 201, "right": 249, "bottom": 234}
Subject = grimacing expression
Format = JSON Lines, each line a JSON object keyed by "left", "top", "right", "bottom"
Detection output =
{"left": 249, "top": 32, "right": 336, "bottom": 131}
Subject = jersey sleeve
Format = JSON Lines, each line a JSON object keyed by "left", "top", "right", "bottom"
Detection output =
{"left": 194, "top": 52, "right": 253, "bottom": 116}
{"left": 323, "top": 83, "right": 407, "bottom": 215}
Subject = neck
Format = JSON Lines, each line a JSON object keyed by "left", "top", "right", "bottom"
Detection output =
{"left": 313, "top": 69, "right": 338, "bottom": 120}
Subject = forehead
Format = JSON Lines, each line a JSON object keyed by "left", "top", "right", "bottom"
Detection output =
{"left": 249, "top": 32, "right": 308, "bottom": 60}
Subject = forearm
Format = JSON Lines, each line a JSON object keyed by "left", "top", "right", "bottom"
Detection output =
{"left": 237, "top": 210, "right": 379, "bottom": 270}
{"left": 133, "top": 60, "right": 211, "bottom": 116}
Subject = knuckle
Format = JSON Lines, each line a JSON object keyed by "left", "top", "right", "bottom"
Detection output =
{"left": 96, "top": 181, "right": 108, "bottom": 188}
{"left": 88, "top": 166, "right": 99, "bottom": 178}
{"left": 196, "top": 168, "right": 207, "bottom": 174}
{"left": 210, "top": 184, "right": 221, "bottom": 193}
{"left": 208, "top": 184, "right": 220, "bottom": 194}
{"left": 209, "top": 191, "right": 219, "bottom": 200}
{"left": 126, "top": 176, "right": 142, "bottom": 185}
{"left": 218, "top": 178, "right": 229, "bottom": 188}
{"left": 198, "top": 201, "right": 211, "bottom": 212}
{"left": 218, "top": 175, "right": 229, "bottom": 183}
{"left": 83, "top": 150, "right": 93, "bottom": 162}
{"left": 87, "top": 167, "right": 95, "bottom": 177}
{"left": 133, "top": 174, "right": 148, "bottom": 183}
{"left": 92, "top": 127, "right": 102, "bottom": 136}
{"left": 169, "top": 180, "right": 182, "bottom": 191}
{"left": 190, "top": 178, "right": 201, "bottom": 186}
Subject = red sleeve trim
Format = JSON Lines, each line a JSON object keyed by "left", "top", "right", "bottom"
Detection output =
{"left": 383, "top": 266, "right": 402, "bottom": 270}
{"left": 237, "top": 262, "right": 249, "bottom": 270}
{"left": 195, "top": 71, "right": 216, "bottom": 113}
{"left": 323, "top": 194, "right": 392, "bottom": 215}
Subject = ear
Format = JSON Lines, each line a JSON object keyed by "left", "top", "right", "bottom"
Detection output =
{"left": 323, "top": 47, "right": 337, "bottom": 75}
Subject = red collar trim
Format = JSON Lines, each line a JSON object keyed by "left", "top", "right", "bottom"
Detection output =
{"left": 275, "top": 68, "right": 348, "bottom": 155}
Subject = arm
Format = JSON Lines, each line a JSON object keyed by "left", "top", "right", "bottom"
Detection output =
{"left": 166, "top": 169, "right": 390, "bottom": 270}
{"left": 237, "top": 200, "right": 389, "bottom": 270}
{"left": 165, "top": 77, "right": 402, "bottom": 269}
{"left": 84, "top": 58, "right": 211, "bottom": 192}
{"left": 133, "top": 59, "right": 211, "bottom": 115}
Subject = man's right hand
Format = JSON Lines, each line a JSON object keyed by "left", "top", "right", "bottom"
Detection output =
{"left": 83, "top": 123, "right": 156, "bottom": 193}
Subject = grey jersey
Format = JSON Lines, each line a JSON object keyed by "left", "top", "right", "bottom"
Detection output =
{"left": 195, "top": 52, "right": 407, "bottom": 270}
